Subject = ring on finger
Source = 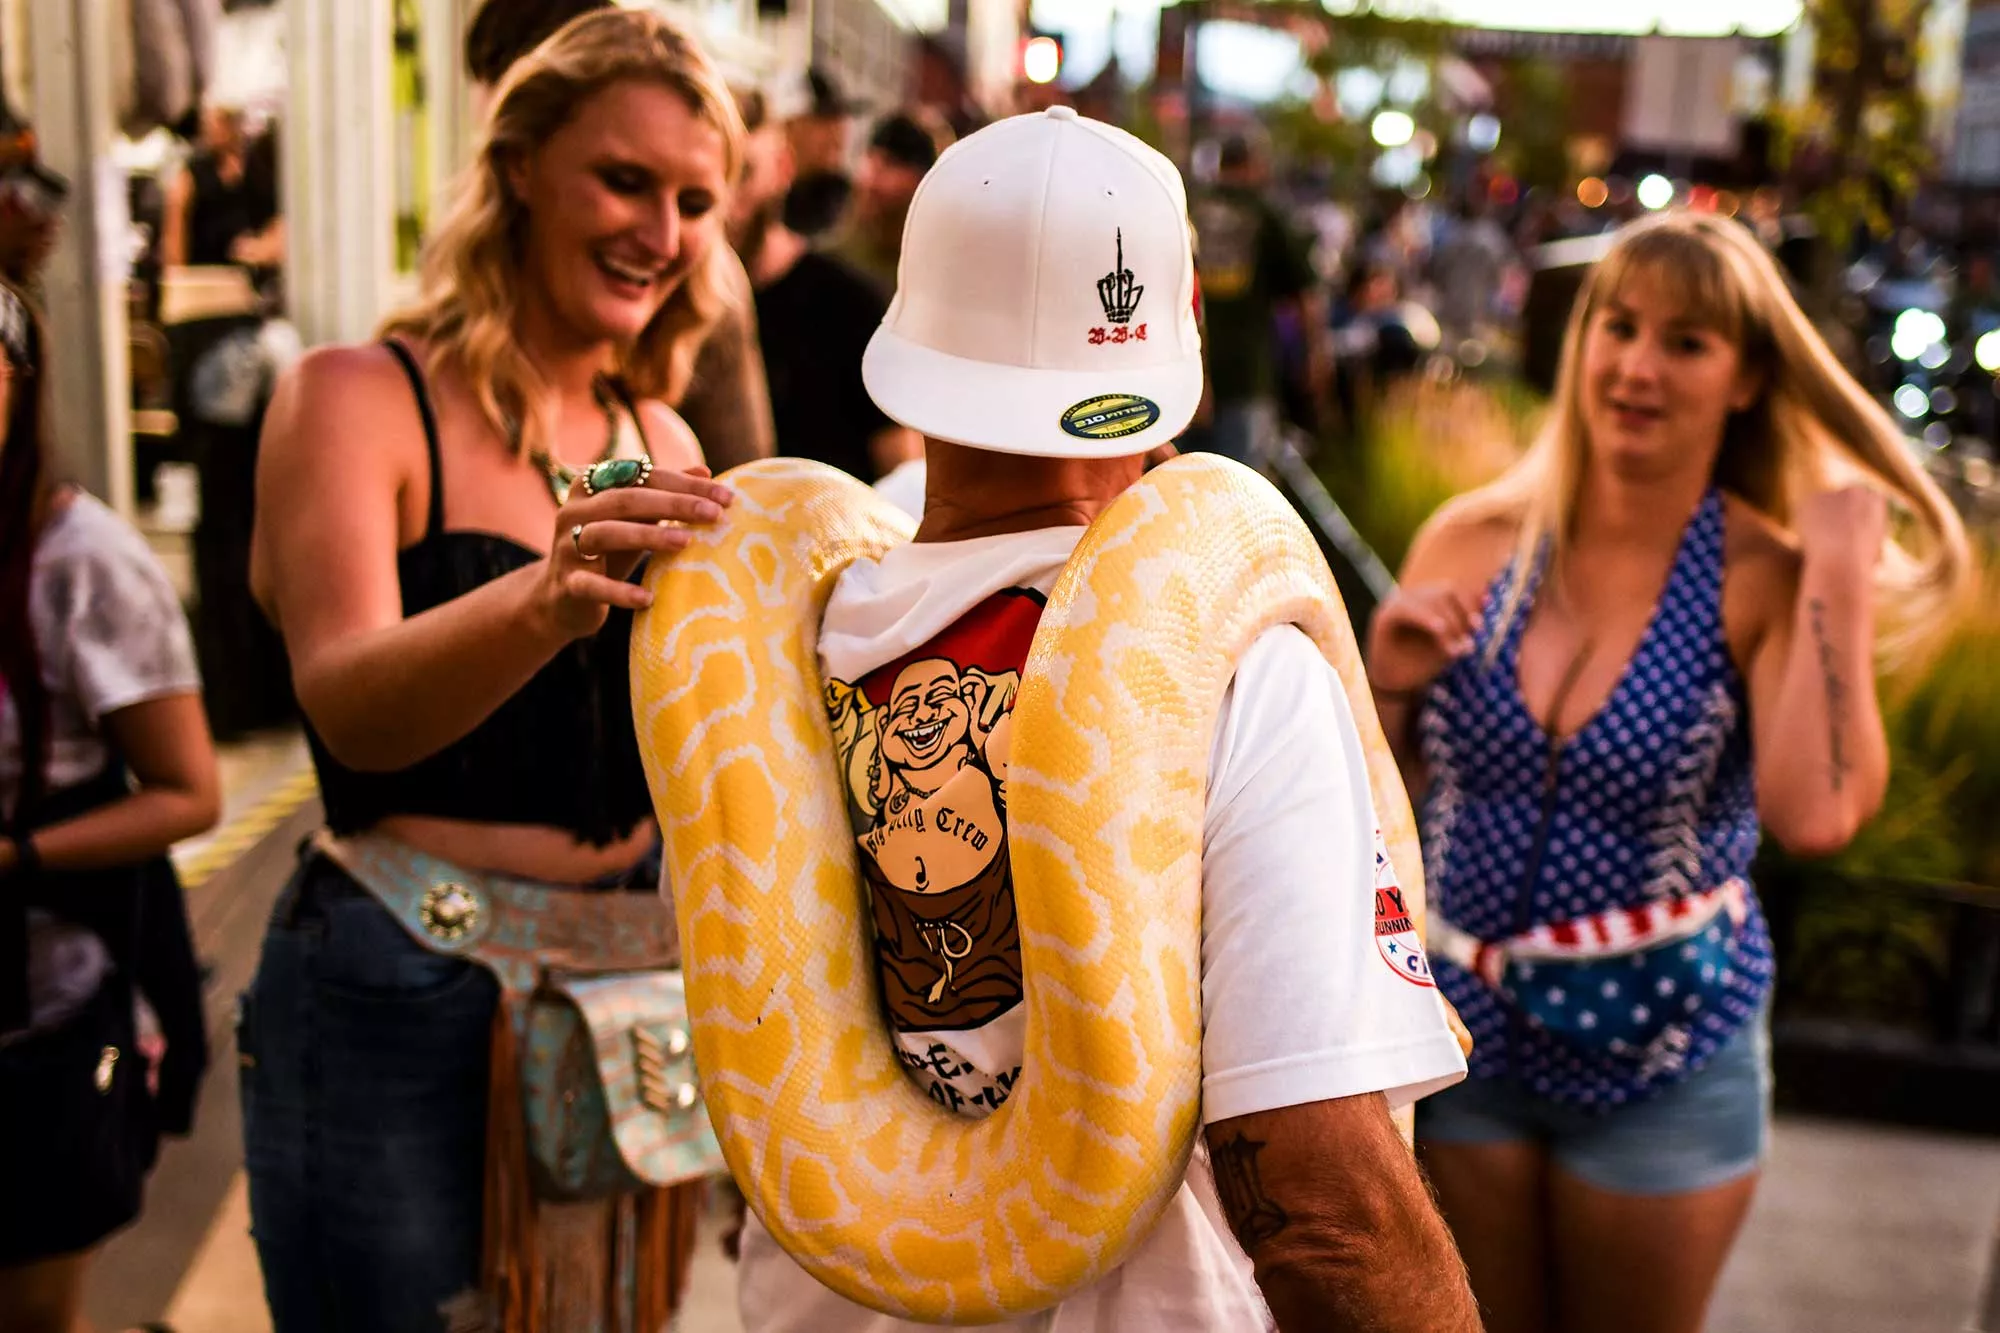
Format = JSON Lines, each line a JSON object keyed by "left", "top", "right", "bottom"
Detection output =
{"left": 580, "top": 455, "right": 655, "bottom": 497}
{"left": 571, "top": 523, "right": 601, "bottom": 562}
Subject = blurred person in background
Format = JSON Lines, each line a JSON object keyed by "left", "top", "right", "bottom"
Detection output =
{"left": 1429, "top": 196, "right": 1517, "bottom": 355}
{"left": 1366, "top": 210, "right": 1973, "bottom": 1333}
{"left": 0, "top": 146, "right": 66, "bottom": 298}
{"left": 242, "top": 14, "right": 737, "bottom": 1328}
{"left": 782, "top": 66, "right": 865, "bottom": 241}
{"left": 161, "top": 104, "right": 283, "bottom": 273}
{"left": 462, "top": 0, "right": 604, "bottom": 122}
{"left": 1188, "top": 133, "right": 1321, "bottom": 465}
{"left": 1360, "top": 191, "right": 1434, "bottom": 294}
{"left": 728, "top": 89, "right": 919, "bottom": 483}
{"left": 831, "top": 111, "right": 944, "bottom": 299}
{"left": 0, "top": 281, "right": 217, "bottom": 1333}
{"left": 1328, "top": 263, "right": 1423, "bottom": 437}
{"left": 465, "top": 0, "right": 775, "bottom": 473}
{"left": 1950, "top": 249, "right": 2000, "bottom": 336}
{"left": 163, "top": 103, "right": 294, "bottom": 740}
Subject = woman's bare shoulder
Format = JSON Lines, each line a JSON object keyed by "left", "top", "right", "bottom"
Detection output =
{"left": 1402, "top": 490, "right": 1521, "bottom": 588}
{"left": 636, "top": 398, "right": 705, "bottom": 471}
{"left": 263, "top": 341, "right": 429, "bottom": 479}
{"left": 273, "top": 342, "right": 417, "bottom": 420}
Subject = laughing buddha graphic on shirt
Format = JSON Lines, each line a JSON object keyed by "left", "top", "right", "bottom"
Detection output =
{"left": 824, "top": 589, "right": 1044, "bottom": 1116}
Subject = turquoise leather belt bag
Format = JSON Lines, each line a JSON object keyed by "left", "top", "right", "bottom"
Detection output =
{"left": 312, "top": 831, "right": 723, "bottom": 1199}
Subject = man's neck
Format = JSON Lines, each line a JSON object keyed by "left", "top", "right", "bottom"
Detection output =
{"left": 916, "top": 498, "right": 1100, "bottom": 542}
{"left": 748, "top": 224, "right": 809, "bottom": 290}
{"left": 914, "top": 441, "right": 1143, "bottom": 543}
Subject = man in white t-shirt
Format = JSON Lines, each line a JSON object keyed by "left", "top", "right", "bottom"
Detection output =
{"left": 735, "top": 107, "right": 1476, "bottom": 1332}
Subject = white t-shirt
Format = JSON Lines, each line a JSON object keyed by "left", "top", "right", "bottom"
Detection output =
{"left": 0, "top": 491, "right": 201, "bottom": 817}
{"left": 737, "top": 525, "right": 1465, "bottom": 1332}
{"left": 0, "top": 490, "right": 202, "bottom": 1035}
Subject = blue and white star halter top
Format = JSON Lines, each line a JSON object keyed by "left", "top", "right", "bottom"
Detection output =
{"left": 1418, "top": 489, "right": 1775, "bottom": 1108}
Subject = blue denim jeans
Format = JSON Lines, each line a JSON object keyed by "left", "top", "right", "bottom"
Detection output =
{"left": 1417, "top": 1007, "right": 1772, "bottom": 1196}
{"left": 239, "top": 853, "right": 499, "bottom": 1332}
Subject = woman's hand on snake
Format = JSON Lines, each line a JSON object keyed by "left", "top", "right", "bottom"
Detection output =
{"left": 1368, "top": 583, "right": 1478, "bottom": 696}
{"left": 536, "top": 465, "right": 734, "bottom": 640}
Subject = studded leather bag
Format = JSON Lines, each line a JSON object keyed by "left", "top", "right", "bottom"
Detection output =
{"left": 309, "top": 831, "right": 724, "bottom": 1201}
{"left": 521, "top": 970, "right": 717, "bottom": 1199}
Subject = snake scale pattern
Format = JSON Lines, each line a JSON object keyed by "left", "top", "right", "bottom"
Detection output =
{"left": 630, "top": 454, "right": 1432, "bottom": 1322}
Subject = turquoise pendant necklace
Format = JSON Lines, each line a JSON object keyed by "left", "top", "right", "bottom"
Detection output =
{"left": 522, "top": 376, "right": 621, "bottom": 506}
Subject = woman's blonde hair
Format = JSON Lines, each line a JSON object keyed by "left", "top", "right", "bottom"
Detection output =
{"left": 380, "top": 8, "right": 744, "bottom": 458}
{"left": 1467, "top": 209, "right": 1974, "bottom": 668}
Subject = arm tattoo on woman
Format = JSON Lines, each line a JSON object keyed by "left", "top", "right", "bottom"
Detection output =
{"left": 1808, "top": 597, "right": 1850, "bottom": 792}
{"left": 1211, "top": 1132, "right": 1289, "bottom": 1246}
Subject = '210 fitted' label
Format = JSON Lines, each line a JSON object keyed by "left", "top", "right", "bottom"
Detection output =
{"left": 1373, "top": 828, "right": 1434, "bottom": 988}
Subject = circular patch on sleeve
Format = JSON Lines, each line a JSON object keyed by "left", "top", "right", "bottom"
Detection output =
{"left": 1373, "top": 829, "right": 1435, "bottom": 987}
{"left": 1059, "top": 393, "right": 1161, "bottom": 441}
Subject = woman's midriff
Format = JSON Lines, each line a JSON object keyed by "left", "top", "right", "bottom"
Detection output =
{"left": 371, "top": 814, "right": 658, "bottom": 884}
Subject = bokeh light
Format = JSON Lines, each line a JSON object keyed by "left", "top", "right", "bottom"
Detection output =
{"left": 1023, "top": 36, "right": 1061, "bottom": 85}
{"left": 1372, "top": 109, "right": 1415, "bottom": 148}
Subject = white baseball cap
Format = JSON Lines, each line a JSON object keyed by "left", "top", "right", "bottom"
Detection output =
{"left": 862, "top": 106, "right": 1202, "bottom": 459}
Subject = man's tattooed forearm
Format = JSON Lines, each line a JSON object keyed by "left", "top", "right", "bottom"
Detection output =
{"left": 1211, "top": 1132, "right": 1289, "bottom": 1247}
{"left": 1808, "top": 597, "right": 1850, "bottom": 793}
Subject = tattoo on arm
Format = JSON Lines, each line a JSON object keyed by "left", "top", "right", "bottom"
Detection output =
{"left": 1808, "top": 597, "right": 1850, "bottom": 793}
{"left": 1211, "top": 1131, "right": 1289, "bottom": 1247}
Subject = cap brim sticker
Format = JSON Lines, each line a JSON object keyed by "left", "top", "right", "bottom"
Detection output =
{"left": 1060, "top": 393, "right": 1160, "bottom": 441}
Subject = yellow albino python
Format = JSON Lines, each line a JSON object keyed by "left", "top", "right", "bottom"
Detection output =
{"left": 630, "top": 452, "right": 1437, "bottom": 1323}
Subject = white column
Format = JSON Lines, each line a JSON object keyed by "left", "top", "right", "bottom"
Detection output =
{"left": 285, "top": 0, "right": 397, "bottom": 346}
{"left": 28, "top": 0, "right": 133, "bottom": 515}
{"left": 422, "top": 0, "right": 477, "bottom": 198}
{"left": 964, "top": 0, "right": 1023, "bottom": 117}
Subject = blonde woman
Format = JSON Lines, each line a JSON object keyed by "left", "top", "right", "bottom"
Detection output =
{"left": 1367, "top": 210, "right": 1972, "bottom": 1333}
{"left": 241, "top": 12, "right": 738, "bottom": 1329}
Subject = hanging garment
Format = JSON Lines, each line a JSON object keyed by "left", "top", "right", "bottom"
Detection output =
{"left": 122, "top": 0, "right": 195, "bottom": 139}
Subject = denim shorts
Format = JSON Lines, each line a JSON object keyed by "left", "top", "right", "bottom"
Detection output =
{"left": 1417, "top": 1011, "right": 1772, "bottom": 1196}
{"left": 239, "top": 853, "right": 500, "bottom": 1332}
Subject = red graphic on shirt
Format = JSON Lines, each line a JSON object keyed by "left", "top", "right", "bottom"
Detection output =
{"left": 1373, "top": 829, "right": 1435, "bottom": 988}
{"left": 823, "top": 591, "right": 1044, "bottom": 1032}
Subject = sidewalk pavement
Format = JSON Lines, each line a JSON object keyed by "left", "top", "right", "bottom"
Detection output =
{"left": 1710, "top": 1116, "right": 2000, "bottom": 1333}
{"left": 142, "top": 1111, "right": 2000, "bottom": 1333}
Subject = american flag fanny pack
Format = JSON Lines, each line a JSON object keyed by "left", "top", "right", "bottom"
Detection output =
{"left": 1428, "top": 880, "right": 1750, "bottom": 1061}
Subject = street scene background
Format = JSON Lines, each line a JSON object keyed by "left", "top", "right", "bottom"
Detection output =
{"left": 1, "top": 0, "right": 1996, "bottom": 1328}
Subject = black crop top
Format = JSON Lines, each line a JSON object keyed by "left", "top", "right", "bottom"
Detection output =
{"left": 303, "top": 341, "right": 653, "bottom": 846}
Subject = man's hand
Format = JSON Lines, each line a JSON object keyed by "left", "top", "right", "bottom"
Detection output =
{"left": 1206, "top": 1092, "right": 1478, "bottom": 1332}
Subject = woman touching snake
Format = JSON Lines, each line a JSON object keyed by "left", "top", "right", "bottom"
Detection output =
{"left": 633, "top": 110, "right": 1478, "bottom": 1331}
{"left": 243, "top": 13, "right": 738, "bottom": 1328}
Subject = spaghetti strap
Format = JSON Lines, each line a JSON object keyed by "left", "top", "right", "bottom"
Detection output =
{"left": 382, "top": 339, "right": 446, "bottom": 539}
{"left": 604, "top": 376, "right": 654, "bottom": 457}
